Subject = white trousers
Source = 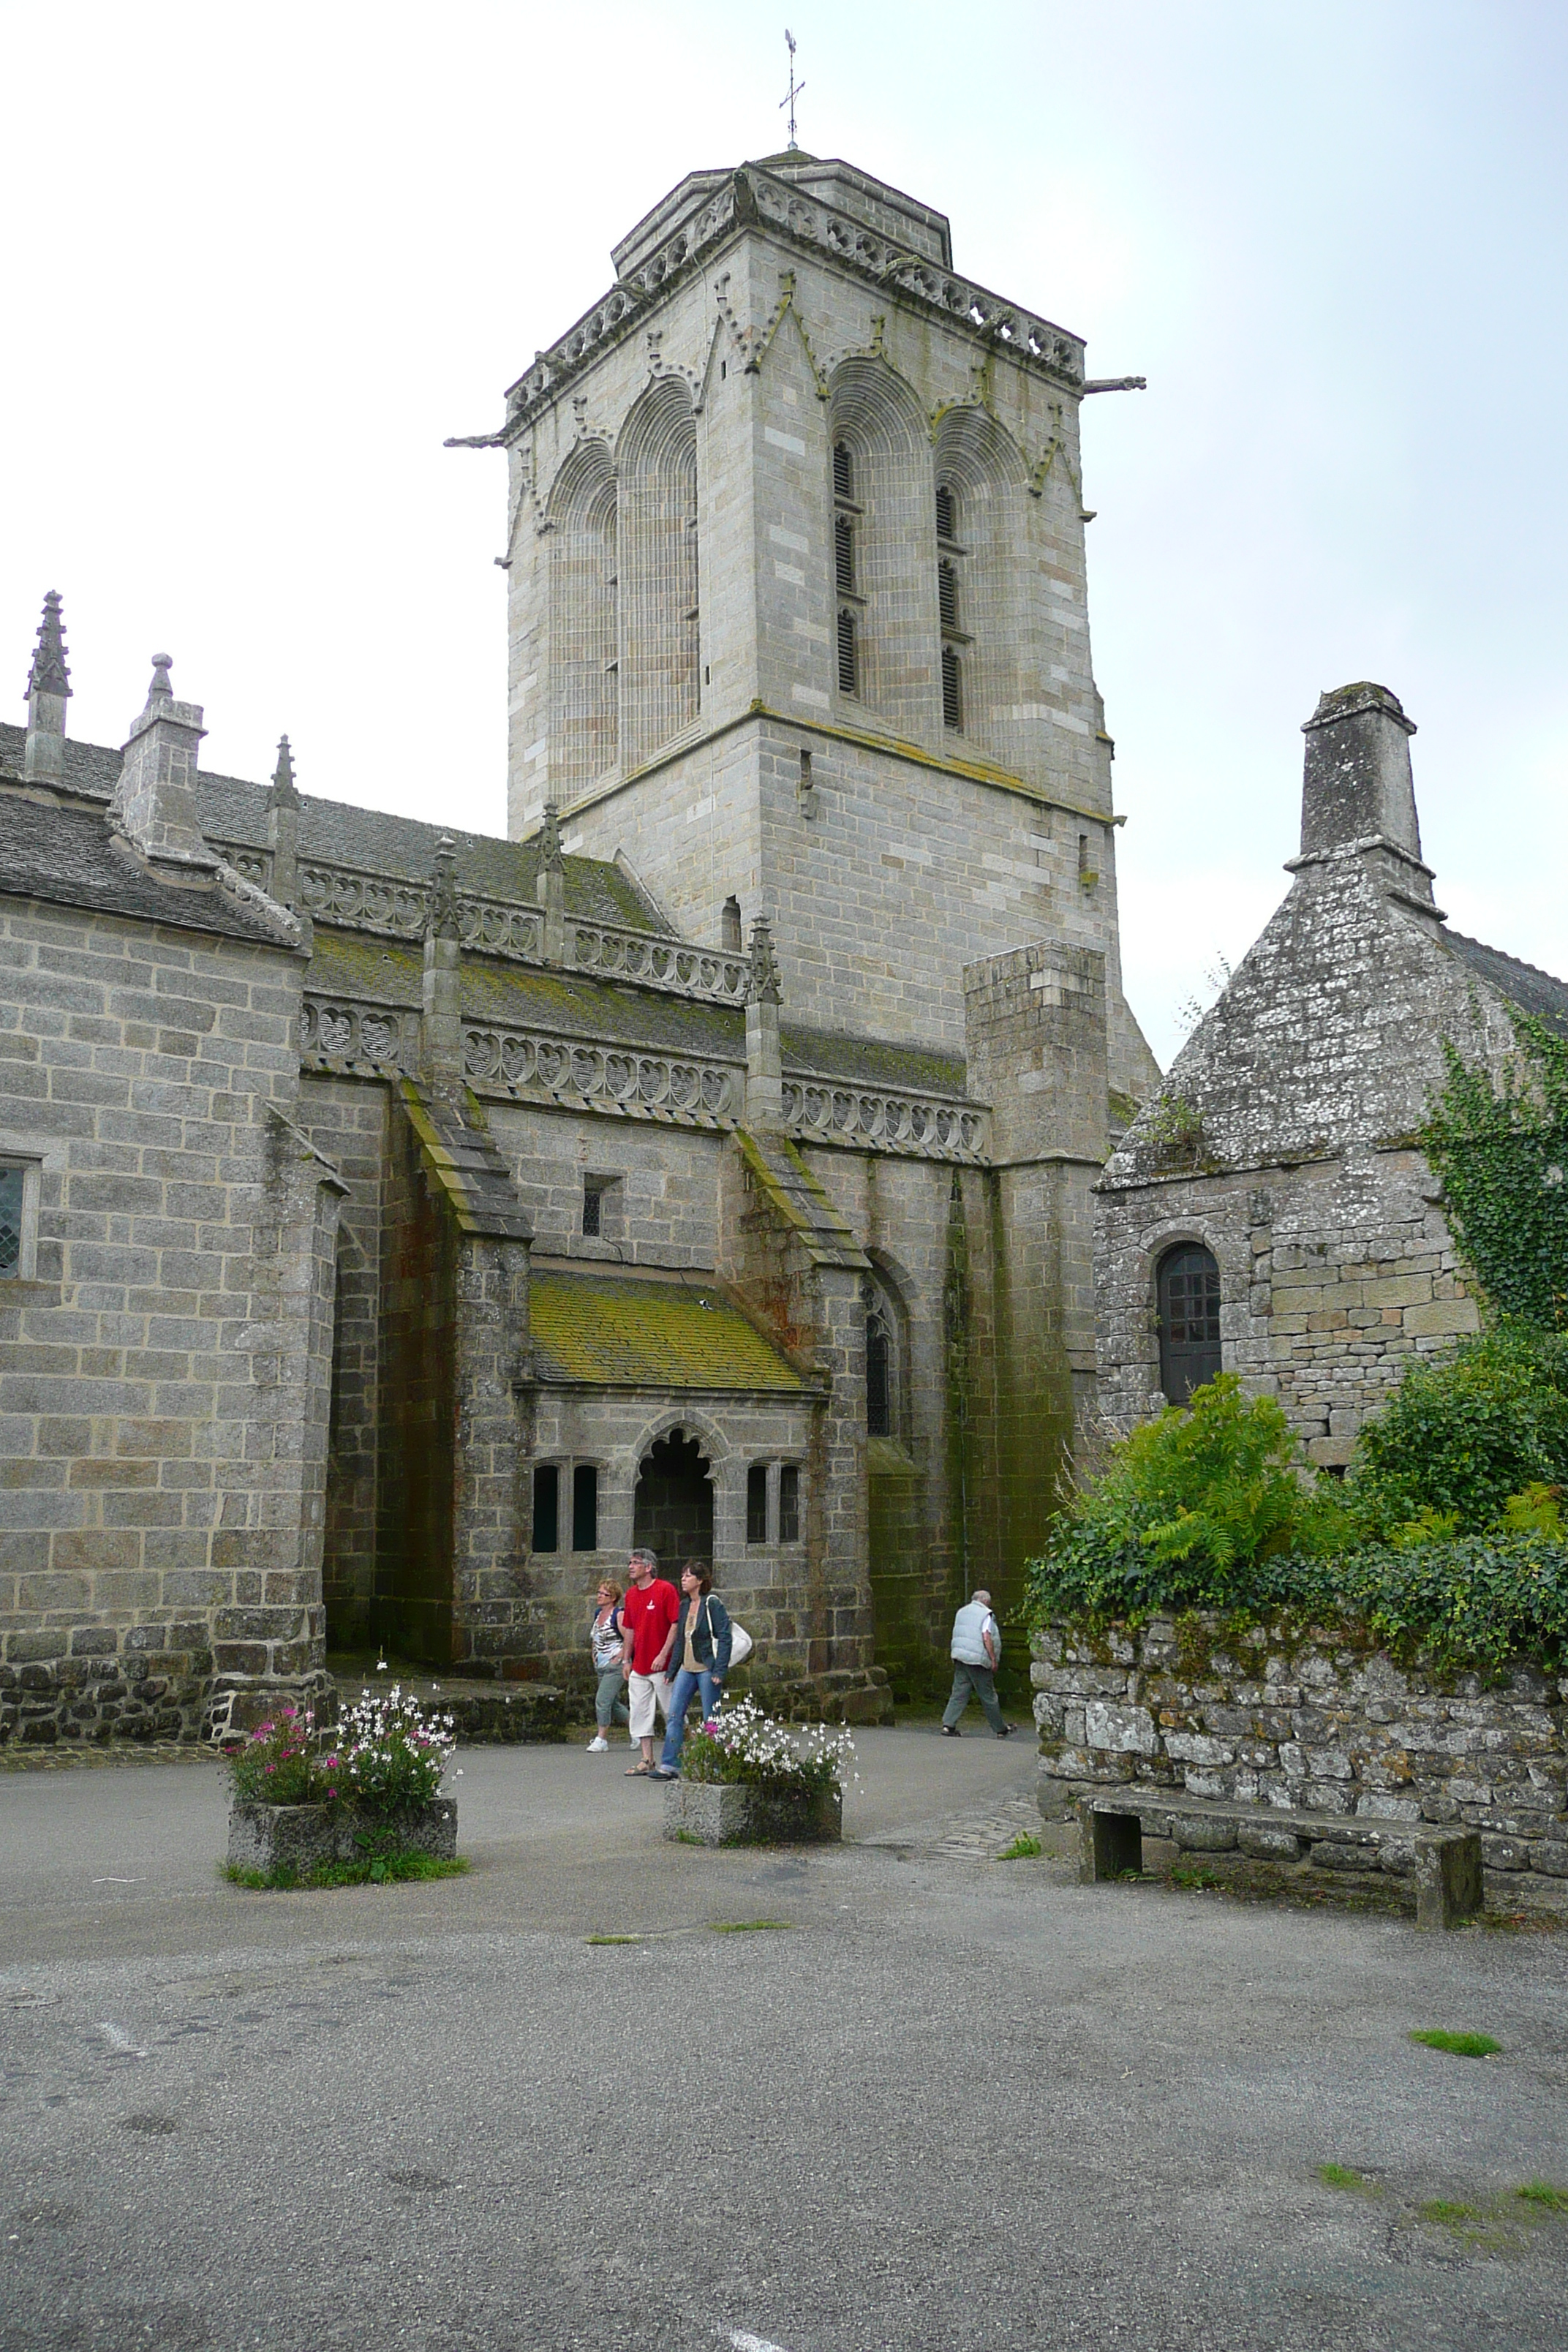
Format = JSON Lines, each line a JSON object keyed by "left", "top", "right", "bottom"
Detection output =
{"left": 627, "top": 1670, "right": 671, "bottom": 1740}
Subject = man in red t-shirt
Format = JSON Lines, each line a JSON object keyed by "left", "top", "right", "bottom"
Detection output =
{"left": 619, "top": 1548, "right": 679, "bottom": 1775}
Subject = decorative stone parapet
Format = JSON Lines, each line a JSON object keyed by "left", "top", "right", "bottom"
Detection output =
{"left": 227, "top": 1798, "right": 457, "bottom": 1877}
{"left": 1033, "top": 1614, "right": 1568, "bottom": 1915}
{"left": 301, "top": 998, "right": 418, "bottom": 1077}
{"left": 663, "top": 1780, "right": 842, "bottom": 1847}
{"left": 568, "top": 921, "right": 750, "bottom": 1003}
{"left": 461, "top": 1025, "right": 740, "bottom": 1124}
{"left": 781, "top": 1079, "right": 987, "bottom": 1161}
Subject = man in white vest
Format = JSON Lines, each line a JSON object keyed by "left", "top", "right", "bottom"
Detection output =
{"left": 941, "top": 1589, "right": 1012, "bottom": 1738}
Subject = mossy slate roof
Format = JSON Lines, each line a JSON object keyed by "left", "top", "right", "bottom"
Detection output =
{"left": 528, "top": 1273, "right": 806, "bottom": 1392}
{"left": 307, "top": 933, "right": 979, "bottom": 1097}
{"left": 0, "top": 724, "right": 668, "bottom": 934}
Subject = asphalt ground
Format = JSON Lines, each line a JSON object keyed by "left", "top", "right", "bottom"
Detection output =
{"left": 1, "top": 1727, "right": 1566, "bottom": 2352}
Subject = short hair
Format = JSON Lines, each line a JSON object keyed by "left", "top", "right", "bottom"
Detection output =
{"left": 971, "top": 1588, "right": 992, "bottom": 1605}
{"left": 681, "top": 1557, "right": 712, "bottom": 1596}
{"left": 629, "top": 1548, "right": 658, "bottom": 1575}
{"left": 597, "top": 1579, "right": 623, "bottom": 1603}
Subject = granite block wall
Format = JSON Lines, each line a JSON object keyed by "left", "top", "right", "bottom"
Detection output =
{"left": 1033, "top": 1614, "right": 1568, "bottom": 1915}
{"left": 0, "top": 902, "right": 336, "bottom": 1741}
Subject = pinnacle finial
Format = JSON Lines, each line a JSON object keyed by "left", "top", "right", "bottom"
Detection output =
{"left": 148, "top": 653, "right": 174, "bottom": 701}
{"left": 540, "top": 801, "right": 565, "bottom": 874}
{"left": 747, "top": 913, "right": 781, "bottom": 1006}
{"left": 271, "top": 734, "right": 299, "bottom": 804}
{"left": 426, "top": 833, "right": 462, "bottom": 942}
{"left": 25, "top": 590, "right": 71, "bottom": 702}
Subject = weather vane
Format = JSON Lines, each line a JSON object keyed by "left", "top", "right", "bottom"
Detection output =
{"left": 780, "top": 29, "right": 804, "bottom": 149}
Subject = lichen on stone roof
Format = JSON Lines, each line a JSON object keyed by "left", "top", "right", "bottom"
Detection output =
{"left": 1444, "top": 930, "right": 1568, "bottom": 1042}
{"left": 528, "top": 1272, "right": 807, "bottom": 1391}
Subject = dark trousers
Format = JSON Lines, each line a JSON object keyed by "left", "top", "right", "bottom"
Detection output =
{"left": 943, "top": 1660, "right": 1006, "bottom": 1733}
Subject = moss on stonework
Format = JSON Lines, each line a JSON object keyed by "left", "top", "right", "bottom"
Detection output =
{"left": 529, "top": 1270, "right": 806, "bottom": 1392}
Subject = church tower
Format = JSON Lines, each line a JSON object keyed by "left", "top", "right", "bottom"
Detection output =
{"left": 484, "top": 152, "right": 1153, "bottom": 1096}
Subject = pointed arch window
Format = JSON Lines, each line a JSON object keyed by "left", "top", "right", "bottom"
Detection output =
{"left": 863, "top": 1273, "right": 904, "bottom": 1440}
{"left": 1156, "top": 1244, "right": 1223, "bottom": 1404}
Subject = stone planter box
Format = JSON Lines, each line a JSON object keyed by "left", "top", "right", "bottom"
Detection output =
{"left": 663, "top": 1779, "right": 841, "bottom": 1847}
{"left": 227, "top": 1799, "right": 457, "bottom": 1877}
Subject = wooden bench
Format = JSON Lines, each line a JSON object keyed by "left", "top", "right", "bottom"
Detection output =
{"left": 1075, "top": 1787, "right": 1484, "bottom": 1929}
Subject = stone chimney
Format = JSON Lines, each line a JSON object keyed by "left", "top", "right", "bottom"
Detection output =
{"left": 744, "top": 915, "right": 784, "bottom": 1131}
{"left": 420, "top": 834, "right": 464, "bottom": 1091}
{"left": 1296, "top": 682, "right": 1437, "bottom": 909}
{"left": 23, "top": 592, "right": 71, "bottom": 785}
{"left": 108, "top": 655, "right": 219, "bottom": 875}
{"left": 266, "top": 734, "right": 302, "bottom": 907}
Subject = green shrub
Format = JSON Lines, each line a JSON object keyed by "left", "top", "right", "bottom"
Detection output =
{"left": 1351, "top": 1325, "right": 1568, "bottom": 1530}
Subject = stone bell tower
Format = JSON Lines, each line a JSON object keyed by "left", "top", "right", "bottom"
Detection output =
{"left": 459, "top": 151, "right": 1156, "bottom": 1098}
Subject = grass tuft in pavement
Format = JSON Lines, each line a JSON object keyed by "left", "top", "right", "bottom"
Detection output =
{"left": 223, "top": 1852, "right": 469, "bottom": 1892}
{"left": 1409, "top": 2028, "right": 1501, "bottom": 2057}
{"left": 586, "top": 1934, "right": 641, "bottom": 1945}
{"left": 1316, "top": 2163, "right": 1380, "bottom": 2195}
{"left": 997, "top": 1833, "right": 1041, "bottom": 1860}
{"left": 1517, "top": 2182, "right": 1568, "bottom": 2211}
{"left": 712, "top": 1919, "right": 793, "bottom": 1934}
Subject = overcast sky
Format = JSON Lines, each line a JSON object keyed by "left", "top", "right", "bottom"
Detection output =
{"left": 4, "top": 1, "right": 1564, "bottom": 1065}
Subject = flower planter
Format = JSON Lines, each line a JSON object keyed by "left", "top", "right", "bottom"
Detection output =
{"left": 227, "top": 1798, "right": 457, "bottom": 1877}
{"left": 663, "top": 1780, "right": 841, "bottom": 1847}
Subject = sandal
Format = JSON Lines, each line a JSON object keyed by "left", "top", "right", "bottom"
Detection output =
{"left": 625, "top": 1761, "right": 652, "bottom": 1776}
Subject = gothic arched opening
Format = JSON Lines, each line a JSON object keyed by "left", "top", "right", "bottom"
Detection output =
{"left": 633, "top": 1427, "right": 714, "bottom": 1566}
{"left": 1156, "top": 1243, "right": 1222, "bottom": 1403}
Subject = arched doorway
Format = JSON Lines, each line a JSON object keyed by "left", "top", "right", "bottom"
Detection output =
{"left": 633, "top": 1427, "right": 714, "bottom": 1566}
{"left": 1156, "top": 1243, "right": 1222, "bottom": 1403}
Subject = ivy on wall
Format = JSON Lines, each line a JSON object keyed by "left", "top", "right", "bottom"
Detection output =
{"left": 1422, "top": 1012, "right": 1568, "bottom": 1328}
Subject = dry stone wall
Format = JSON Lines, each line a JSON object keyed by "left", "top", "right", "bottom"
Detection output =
{"left": 1033, "top": 1614, "right": 1568, "bottom": 1914}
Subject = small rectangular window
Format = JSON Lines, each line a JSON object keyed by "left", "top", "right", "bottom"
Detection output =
{"left": 941, "top": 644, "right": 962, "bottom": 731}
{"left": 582, "top": 1181, "right": 603, "bottom": 1237}
{"left": 837, "top": 608, "right": 858, "bottom": 696}
{"left": 746, "top": 1464, "right": 769, "bottom": 1545}
{"left": 0, "top": 1166, "right": 26, "bottom": 1278}
{"left": 779, "top": 1464, "right": 800, "bottom": 1544}
{"left": 531, "top": 1463, "right": 559, "bottom": 1554}
{"left": 572, "top": 1463, "right": 599, "bottom": 1553}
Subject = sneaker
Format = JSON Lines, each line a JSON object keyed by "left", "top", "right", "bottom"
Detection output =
{"left": 995, "top": 1726, "right": 1013, "bottom": 1739}
{"left": 650, "top": 1764, "right": 679, "bottom": 1780}
{"left": 941, "top": 1725, "right": 960, "bottom": 1738}
{"left": 587, "top": 1735, "right": 608, "bottom": 1752}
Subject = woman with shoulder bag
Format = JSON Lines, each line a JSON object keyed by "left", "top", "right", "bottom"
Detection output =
{"left": 586, "top": 1578, "right": 630, "bottom": 1753}
{"left": 650, "top": 1561, "right": 731, "bottom": 1779}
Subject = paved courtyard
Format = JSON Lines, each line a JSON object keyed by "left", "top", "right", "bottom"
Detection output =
{"left": 1, "top": 1728, "right": 1566, "bottom": 2351}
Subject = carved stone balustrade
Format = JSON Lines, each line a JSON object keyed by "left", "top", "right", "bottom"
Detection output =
{"left": 300, "top": 998, "right": 418, "bottom": 1077}
{"left": 568, "top": 921, "right": 750, "bottom": 1002}
{"left": 461, "top": 1025, "right": 741, "bottom": 1127}
{"left": 781, "top": 1079, "right": 988, "bottom": 1162}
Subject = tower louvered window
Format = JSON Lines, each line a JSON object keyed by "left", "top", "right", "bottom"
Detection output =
{"left": 936, "top": 480, "right": 965, "bottom": 732}
{"left": 833, "top": 441, "right": 854, "bottom": 502}
{"left": 837, "top": 607, "right": 859, "bottom": 696}
{"left": 941, "top": 643, "right": 963, "bottom": 731}
{"left": 834, "top": 512, "right": 856, "bottom": 594}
